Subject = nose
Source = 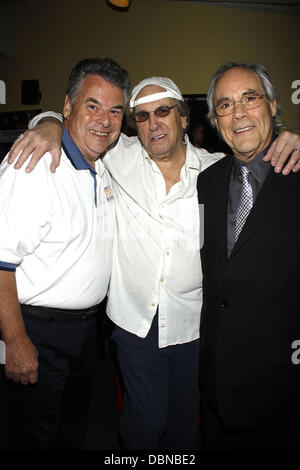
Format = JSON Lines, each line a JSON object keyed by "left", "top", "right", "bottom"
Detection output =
{"left": 96, "top": 109, "right": 111, "bottom": 128}
{"left": 232, "top": 100, "right": 247, "bottom": 120}
{"left": 148, "top": 111, "right": 159, "bottom": 131}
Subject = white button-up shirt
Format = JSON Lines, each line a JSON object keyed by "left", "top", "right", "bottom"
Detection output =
{"left": 105, "top": 133, "right": 224, "bottom": 348}
{"left": 28, "top": 112, "right": 224, "bottom": 347}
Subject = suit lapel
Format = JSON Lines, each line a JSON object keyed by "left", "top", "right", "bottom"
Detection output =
{"left": 230, "top": 168, "right": 293, "bottom": 257}
{"left": 210, "top": 159, "right": 233, "bottom": 266}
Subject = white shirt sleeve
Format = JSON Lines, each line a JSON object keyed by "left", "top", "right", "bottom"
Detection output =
{"left": 29, "top": 111, "right": 63, "bottom": 129}
{"left": 0, "top": 155, "right": 52, "bottom": 265}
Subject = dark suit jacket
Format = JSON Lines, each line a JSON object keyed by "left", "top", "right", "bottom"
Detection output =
{"left": 197, "top": 155, "right": 300, "bottom": 430}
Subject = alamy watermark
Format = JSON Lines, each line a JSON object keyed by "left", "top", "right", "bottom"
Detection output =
{"left": 291, "top": 340, "right": 300, "bottom": 365}
{"left": 199, "top": 203, "right": 204, "bottom": 249}
{"left": 0, "top": 340, "right": 5, "bottom": 364}
{"left": 291, "top": 80, "right": 300, "bottom": 105}
{"left": 0, "top": 80, "right": 6, "bottom": 104}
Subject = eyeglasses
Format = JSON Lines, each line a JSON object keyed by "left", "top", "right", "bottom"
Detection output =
{"left": 133, "top": 104, "right": 177, "bottom": 122}
{"left": 215, "top": 93, "right": 266, "bottom": 117}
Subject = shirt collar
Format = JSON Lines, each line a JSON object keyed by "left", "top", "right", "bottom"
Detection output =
{"left": 184, "top": 135, "right": 202, "bottom": 171}
{"left": 233, "top": 136, "right": 275, "bottom": 184}
{"left": 62, "top": 126, "right": 98, "bottom": 175}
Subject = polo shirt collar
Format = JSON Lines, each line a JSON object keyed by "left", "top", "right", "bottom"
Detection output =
{"left": 62, "top": 126, "right": 98, "bottom": 175}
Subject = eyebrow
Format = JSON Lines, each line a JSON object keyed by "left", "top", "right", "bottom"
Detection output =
{"left": 85, "top": 97, "right": 124, "bottom": 111}
{"left": 215, "top": 89, "right": 259, "bottom": 105}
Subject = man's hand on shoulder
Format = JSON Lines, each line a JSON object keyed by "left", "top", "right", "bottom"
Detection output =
{"left": 263, "top": 130, "right": 300, "bottom": 175}
{"left": 8, "top": 118, "right": 63, "bottom": 174}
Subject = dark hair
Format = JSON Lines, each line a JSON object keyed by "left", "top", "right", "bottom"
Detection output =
{"left": 177, "top": 99, "right": 190, "bottom": 126}
{"left": 207, "top": 61, "right": 284, "bottom": 133}
{"left": 66, "top": 57, "right": 131, "bottom": 105}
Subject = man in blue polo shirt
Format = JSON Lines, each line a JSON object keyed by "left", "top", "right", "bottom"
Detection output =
{"left": 0, "top": 57, "right": 130, "bottom": 449}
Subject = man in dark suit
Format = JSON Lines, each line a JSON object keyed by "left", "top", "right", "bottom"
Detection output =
{"left": 197, "top": 62, "right": 300, "bottom": 450}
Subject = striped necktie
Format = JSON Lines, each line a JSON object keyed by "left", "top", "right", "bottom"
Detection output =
{"left": 235, "top": 165, "right": 253, "bottom": 242}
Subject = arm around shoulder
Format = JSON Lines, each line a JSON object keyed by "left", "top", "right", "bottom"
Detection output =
{"left": 8, "top": 111, "right": 63, "bottom": 174}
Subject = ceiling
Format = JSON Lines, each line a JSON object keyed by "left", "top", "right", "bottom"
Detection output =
{"left": 166, "top": 0, "right": 300, "bottom": 15}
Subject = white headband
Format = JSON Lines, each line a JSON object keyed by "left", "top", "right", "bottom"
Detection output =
{"left": 129, "top": 76, "right": 184, "bottom": 111}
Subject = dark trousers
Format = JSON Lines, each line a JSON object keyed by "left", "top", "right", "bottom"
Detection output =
{"left": 112, "top": 314, "right": 200, "bottom": 450}
{"left": 201, "top": 394, "right": 300, "bottom": 451}
{"left": 1, "top": 305, "right": 98, "bottom": 450}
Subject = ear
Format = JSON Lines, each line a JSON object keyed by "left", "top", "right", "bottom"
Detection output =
{"left": 63, "top": 95, "right": 72, "bottom": 120}
{"left": 269, "top": 99, "right": 277, "bottom": 118}
{"left": 214, "top": 117, "right": 220, "bottom": 132}
{"left": 181, "top": 115, "right": 188, "bottom": 131}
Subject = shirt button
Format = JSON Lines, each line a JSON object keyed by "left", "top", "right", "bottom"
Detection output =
{"left": 160, "top": 278, "right": 164, "bottom": 283}
{"left": 165, "top": 251, "right": 170, "bottom": 256}
{"left": 152, "top": 302, "right": 156, "bottom": 307}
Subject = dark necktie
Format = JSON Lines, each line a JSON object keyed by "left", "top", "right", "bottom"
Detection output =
{"left": 235, "top": 165, "right": 253, "bottom": 242}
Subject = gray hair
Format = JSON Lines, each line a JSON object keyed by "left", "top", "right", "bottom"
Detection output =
{"left": 207, "top": 61, "right": 284, "bottom": 134}
{"left": 66, "top": 57, "right": 131, "bottom": 105}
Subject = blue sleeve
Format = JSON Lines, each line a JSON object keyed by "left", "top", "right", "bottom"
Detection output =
{"left": 0, "top": 261, "right": 17, "bottom": 272}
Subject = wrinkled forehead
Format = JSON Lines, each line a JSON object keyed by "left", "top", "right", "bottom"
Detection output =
{"left": 215, "top": 67, "right": 264, "bottom": 101}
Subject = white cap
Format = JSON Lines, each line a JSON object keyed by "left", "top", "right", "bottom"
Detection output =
{"left": 129, "top": 76, "right": 184, "bottom": 111}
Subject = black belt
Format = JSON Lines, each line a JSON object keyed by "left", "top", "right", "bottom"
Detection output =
{"left": 20, "top": 304, "right": 99, "bottom": 323}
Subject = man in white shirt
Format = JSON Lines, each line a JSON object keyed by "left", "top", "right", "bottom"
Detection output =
{"left": 0, "top": 57, "right": 130, "bottom": 449}
{"left": 7, "top": 75, "right": 300, "bottom": 450}
{"left": 106, "top": 78, "right": 224, "bottom": 449}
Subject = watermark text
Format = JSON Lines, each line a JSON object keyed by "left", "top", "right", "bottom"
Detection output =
{"left": 0, "top": 80, "right": 6, "bottom": 104}
{"left": 291, "top": 339, "right": 300, "bottom": 365}
{"left": 291, "top": 80, "right": 300, "bottom": 105}
{"left": 0, "top": 340, "right": 5, "bottom": 364}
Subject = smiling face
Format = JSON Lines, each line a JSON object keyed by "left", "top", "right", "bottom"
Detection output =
{"left": 134, "top": 85, "right": 187, "bottom": 162}
{"left": 63, "top": 74, "right": 125, "bottom": 167}
{"left": 214, "top": 67, "right": 277, "bottom": 162}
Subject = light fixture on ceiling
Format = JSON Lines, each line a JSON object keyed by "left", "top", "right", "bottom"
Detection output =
{"left": 107, "top": 0, "right": 131, "bottom": 9}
